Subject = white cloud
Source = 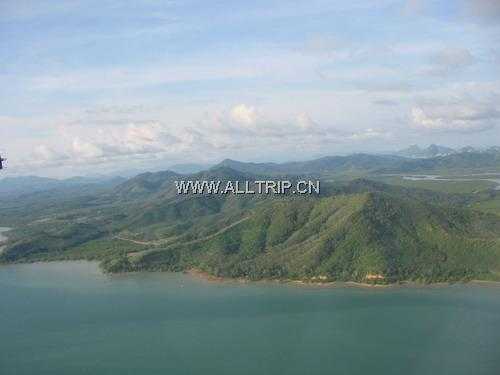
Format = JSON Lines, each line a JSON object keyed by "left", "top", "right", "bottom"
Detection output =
{"left": 349, "top": 128, "right": 391, "bottom": 140}
{"left": 10, "top": 103, "right": 394, "bottom": 174}
{"left": 411, "top": 104, "right": 500, "bottom": 132}
{"left": 296, "top": 113, "right": 317, "bottom": 131}
{"left": 229, "top": 104, "right": 258, "bottom": 126}
{"left": 72, "top": 138, "right": 105, "bottom": 159}
{"left": 32, "top": 145, "right": 68, "bottom": 162}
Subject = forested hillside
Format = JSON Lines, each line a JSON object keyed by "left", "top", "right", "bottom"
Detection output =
{"left": 2, "top": 166, "right": 500, "bottom": 284}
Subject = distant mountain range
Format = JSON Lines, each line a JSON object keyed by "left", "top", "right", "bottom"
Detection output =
{"left": 213, "top": 154, "right": 404, "bottom": 176}
{"left": 0, "top": 175, "right": 125, "bottom": 198}
{"left": 2, "top": 146, "right": 500, "bottom": 199}
{"left": 213, "top": 147, "right": 500, "bottom": 176}
{"left": 393, "top": 144, "right": 500, "bottom": 159}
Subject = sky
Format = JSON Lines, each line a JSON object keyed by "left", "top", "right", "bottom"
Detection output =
{"left": 1, "top": 0, "right": 500, "bottom": 178}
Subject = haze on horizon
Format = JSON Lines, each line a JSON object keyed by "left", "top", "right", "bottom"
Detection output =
{"left": 1, "top": 0, "right": 500, "bottom": 178}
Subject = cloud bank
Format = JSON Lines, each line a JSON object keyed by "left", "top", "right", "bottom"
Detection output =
{"left": 12, "top": 104, "right": 391, "bottom": 173}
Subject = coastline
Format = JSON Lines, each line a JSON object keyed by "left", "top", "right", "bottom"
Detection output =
{"left": 184, "top": 268, "right": 498, "bottom": 289}
{"left": 0, "top": 227, "right": 11, "bottom": 254}
{"left": 0, "top": 227, "right": 11, "bottom": 240}
{"left": 470, "top": 279, "right": 500, "bottom": 287}
{"left": 1, "top": 260, "right": 499, "bottom": 289}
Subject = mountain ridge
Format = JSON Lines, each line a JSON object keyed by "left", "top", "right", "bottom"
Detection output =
{"left": 2, "top": 174, "right": 499, "bottom": 284}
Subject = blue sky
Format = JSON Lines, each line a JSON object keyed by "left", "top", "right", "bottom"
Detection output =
{"left": 1, "top": 0, "right": 500, "bottom": 177}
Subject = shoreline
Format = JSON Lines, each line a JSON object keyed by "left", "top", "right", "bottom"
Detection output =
{"left": 0, "top": 227, "right": 11, "bottom": 254}
{"left": 1, "top": 260, "right": 499, "bottom": 289}
{"left": 0, "top": 226, "right": 11, "bottom": 240}
{"left": 185, "top": 268, "right": 499, "bottom": 289}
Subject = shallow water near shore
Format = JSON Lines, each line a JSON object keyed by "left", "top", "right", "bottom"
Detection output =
{"left": 1, "top": 261, "right": 500, "bottom": 375}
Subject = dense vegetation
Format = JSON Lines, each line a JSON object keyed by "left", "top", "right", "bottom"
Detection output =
{"left": 1, "top": 149, "right": 500, "bottom": 284}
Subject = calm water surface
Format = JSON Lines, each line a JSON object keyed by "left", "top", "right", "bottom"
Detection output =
{"left": 1, "top": 262, "right": 500, "bottom": 375}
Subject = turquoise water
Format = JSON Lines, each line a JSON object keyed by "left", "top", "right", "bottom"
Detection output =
{"left": 1, "top": 262, "right": 500, "bottom": 375}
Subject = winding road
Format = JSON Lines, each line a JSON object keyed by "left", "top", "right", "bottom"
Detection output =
{"left": 115, "top": 216, "right": 251, "bottom": 257}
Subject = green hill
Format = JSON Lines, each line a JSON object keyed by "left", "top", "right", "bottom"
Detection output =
{"left": 116, "top": 187, "right": 500, "bottom": 283}
{"left": 3, "top": 174, "right": 499, "bottom": 284}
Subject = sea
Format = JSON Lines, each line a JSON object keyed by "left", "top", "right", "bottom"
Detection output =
{"left": 1, "top": 261, "right": 500, "bottom": 375}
